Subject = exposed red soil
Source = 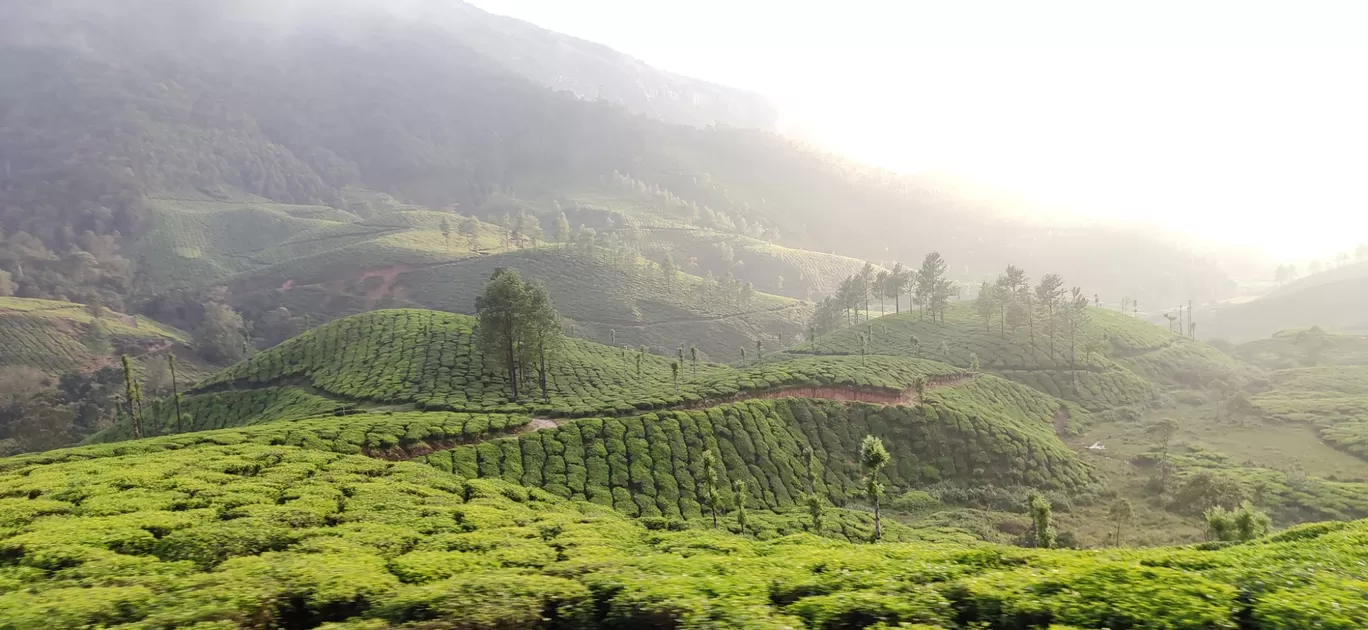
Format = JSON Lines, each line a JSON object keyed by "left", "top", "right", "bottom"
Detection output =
{"left": 359, "top": 265, "right": 412, "bottom": 302}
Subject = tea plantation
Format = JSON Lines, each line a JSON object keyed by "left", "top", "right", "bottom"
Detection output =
{"left": 2, "top": 442, "right": 1367, "bottom": 629}
{"left": 425, "top": 395, "right": 1094, "bottom": 518}
{"left": 0, "top": 298, "right": 188, "bottom": 375}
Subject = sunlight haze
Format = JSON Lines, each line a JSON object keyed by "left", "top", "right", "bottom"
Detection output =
{"left": 468, "top": 0, "right": 1368, "bottom": 260}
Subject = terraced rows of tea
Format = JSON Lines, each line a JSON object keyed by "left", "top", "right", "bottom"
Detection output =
{"left": 187, "top": 309, "right": 961, "bottom": 420}
{"left": 0, "top": 298, "right": 188, "bottom": 374}
{"left": 425, "top": 392, "right": 1093, "bottom": 518}
{"left": 790, "top": 302, "right": 1239, "bottom": 410}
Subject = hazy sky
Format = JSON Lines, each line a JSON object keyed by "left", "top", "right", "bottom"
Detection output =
{"left": 468, "top": 0, "right": 1368, "bottom": 260}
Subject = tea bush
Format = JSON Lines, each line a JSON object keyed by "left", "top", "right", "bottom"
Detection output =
{"left": 2, "top": 442, "right": 1366, "bottom": 629}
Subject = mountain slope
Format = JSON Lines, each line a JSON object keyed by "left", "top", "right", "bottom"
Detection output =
{"left": 0, "top": 0, "right": 1232, "bottom": 315}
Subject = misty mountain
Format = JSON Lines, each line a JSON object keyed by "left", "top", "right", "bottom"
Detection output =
{"left": 0, "top": 0, "right": 1232, "bottom": 310}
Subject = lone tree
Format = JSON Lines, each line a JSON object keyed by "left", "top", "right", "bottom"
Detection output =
{"left": 859, "top": 435, "right": 891, "bottom": 541}
{"left": 1149, "top": 418, "right": 1180, "bottom": 492}
{"left": 120, "top": 355, "right": 143, "bottom": 439}
{"left": 460, "top": 215, "right": 479, "bottom": 251}
{"left": 1035, "top": 273, "right": 1066, "bottom": 359}
{"left": 689, "top": 345, "right": 699, "bottom": 375}
{"left": 806, "top": 492, "right": 824, "bottom": 534}
{"left": 475, "top": 268, "right": 563, "bottom": 401}
{"left": 439, "top": 216, "right": 451, "bottom": 250}
{"left": 702, "top": 449, "right": 721, "bottom": 528}
{"left": 1029, "top": 493, "right": 1057, "bottom": 549}
{"left": 975, "top": 281, "right": 997, "bottom": 332}
{"left": 1110, "top": 498, "right": 1134, "bottom": 547}
{"left": 168, "top": 353, "right": 184, "bottom": 433}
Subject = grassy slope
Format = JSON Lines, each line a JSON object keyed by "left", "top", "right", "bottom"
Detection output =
{"left": 2, "top": 442, "right": 1366, "bottom": 629}
{"left": 0, "top": 297, "right": 188, "bottom": 375}
{"left": 789, "top": 302, "right": 1242, "bottom": 412}
{"left": 1251, "top": 366, "right": 1368, "bottom": 461}
{"left": 636, "top": 227, "right": 877, "bottom": 298}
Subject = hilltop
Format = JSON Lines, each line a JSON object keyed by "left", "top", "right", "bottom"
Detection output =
{"left": 1201, "top": 262, "right": 1368, "bottom": 342}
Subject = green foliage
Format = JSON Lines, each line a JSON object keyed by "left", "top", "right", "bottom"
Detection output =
{"left": 1205, "top": 501, "right": 1272, "bottom": 542}
{"left": 1, "top": 441, "right": 1368, "bottom": 629}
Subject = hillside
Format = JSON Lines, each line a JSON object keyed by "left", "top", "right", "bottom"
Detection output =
{"left": 789, "top": 302, "right": 1243, "bottom": 412}
{"left": 0, "top": 297, "right": 188, "bottom": 375}
{"left": 89, "top": 309, "right": 979, "bottom": 440}
{"left": 3, "top": 440, "right": 1368, "bottom": 628}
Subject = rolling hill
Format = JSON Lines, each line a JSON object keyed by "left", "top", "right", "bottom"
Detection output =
{"left": 1201, "top": 275, "right": 1368, "bottom": 343}
{"left": 90, "top": 309, "right": 979, "bottom": 437}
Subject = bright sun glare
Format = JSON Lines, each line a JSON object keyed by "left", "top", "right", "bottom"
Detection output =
{"left": 469, "top": 0, "right": 1368, "bottom": 260}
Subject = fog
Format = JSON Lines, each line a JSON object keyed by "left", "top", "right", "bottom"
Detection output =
{"left": 468, "top": 0, "right": 1368, "bottom": 262}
